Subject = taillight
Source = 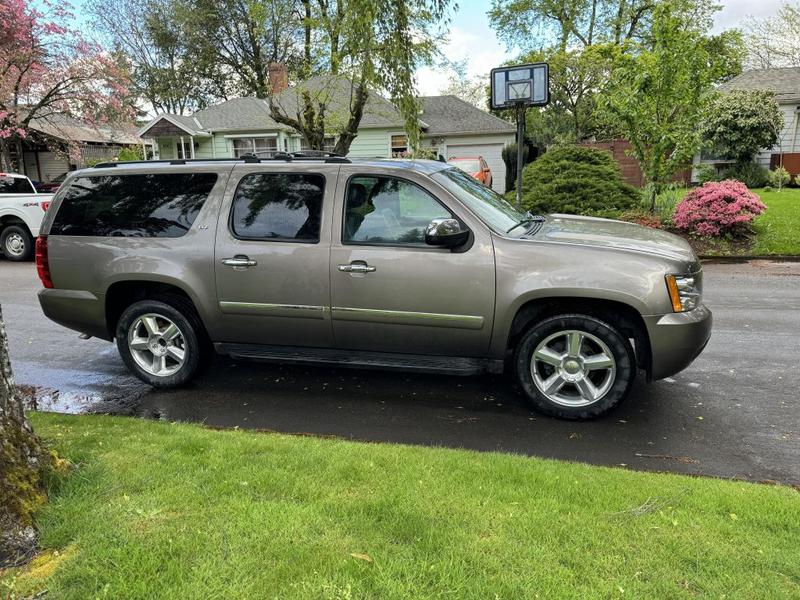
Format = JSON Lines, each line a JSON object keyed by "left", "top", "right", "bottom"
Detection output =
{"left": 35, "top": 236, "right": 53, "bottom": 289}
{"left": 40, "top": 201, "right": 51, "bottom": 212}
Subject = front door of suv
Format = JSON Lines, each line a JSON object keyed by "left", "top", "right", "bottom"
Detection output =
{"left": 329, "top": 167, "right": 495, "bottom": 356}
{"left": 213, "top": 163, "right": 338, "bottom": 347}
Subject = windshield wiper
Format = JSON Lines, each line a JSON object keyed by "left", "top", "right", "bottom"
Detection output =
{"left": 506, "top": 212, "right": 545, "bottom": 234}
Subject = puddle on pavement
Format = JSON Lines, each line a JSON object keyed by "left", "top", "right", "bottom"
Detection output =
{"left": 19, "top": 384, "right": 106, "bottom": 414}
{"left": 17, "top": 382, "right": 144, "bottom": 416}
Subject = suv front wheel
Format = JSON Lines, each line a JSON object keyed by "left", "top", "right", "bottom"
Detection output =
{"left": 514, "top": 314, "right": 635, "bottom": 419}
{"left": 116, "top": 297, "right": 205, "bottom": 387}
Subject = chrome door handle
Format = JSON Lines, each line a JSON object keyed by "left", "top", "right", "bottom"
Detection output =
{"left": 338, "top": 263, "right": 376, "bottom": 273}
{"left": 222, "top": 256, "right": 257, "bottom": 268}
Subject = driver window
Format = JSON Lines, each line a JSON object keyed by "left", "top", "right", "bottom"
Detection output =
{"left": 343, "top": 175, "right": 451, "bottom": 245}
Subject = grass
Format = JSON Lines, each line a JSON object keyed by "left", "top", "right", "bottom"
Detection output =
{"left": 750, "top": 188, "right": 800, "bottom": 255}
{"left": 2, "top": 413, "right": 799, "bottom": 599}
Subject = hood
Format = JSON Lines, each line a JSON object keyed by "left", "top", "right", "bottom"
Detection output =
{"left": 529, "top": 214, "right": 697, "bottom": 264}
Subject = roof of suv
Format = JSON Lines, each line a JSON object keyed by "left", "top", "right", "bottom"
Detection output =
{"left": 79, "top": 157, "right": 455, "bottom": 176}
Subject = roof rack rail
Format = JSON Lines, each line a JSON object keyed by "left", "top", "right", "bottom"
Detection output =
{"left": 93, "top": 152, "right": 351, "bottom": 168}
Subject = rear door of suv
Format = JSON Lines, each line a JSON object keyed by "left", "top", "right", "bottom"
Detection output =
{"left": 213, "top": 162, "right": 338, "bottom": 347}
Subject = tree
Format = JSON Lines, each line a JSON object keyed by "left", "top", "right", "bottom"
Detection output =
{"left": 88, "top": 0, "right": 222, "bottom": 114}
{"left": 261, "top": 0, "right": 452, "bottom": 155}
{"left": 439, "top": 60, "right": 489, "bottom": 108}
{"left": 488, "top": 0, "right": 661, "bottom": 53}
{"left": 0, "top": 306, "right": 52, "bottom": 566}
{"left": 182, "top": 0, "right": 305, "bottom": 99}
{"left": 746, "top": 2, "right": 800, "bottom": 69}
{"left": 597, "top": 1, "right": 744, "bottom": 210}
{"left": 0, "top": 0, "right": 134, "bottom": 170}
{"left": 700, "top": 90, "right": 784, "bottom": 163}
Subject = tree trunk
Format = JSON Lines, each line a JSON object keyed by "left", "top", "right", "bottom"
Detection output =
{"left": 0, "top": 138, "right": 14, "bottom": 172}
{"left": 0, "top": 305, "right": 49, "bottom": 567}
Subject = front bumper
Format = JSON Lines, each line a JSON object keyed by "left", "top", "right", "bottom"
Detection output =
{"left": 644, "top": 304, "right": 712, "bottom": 380}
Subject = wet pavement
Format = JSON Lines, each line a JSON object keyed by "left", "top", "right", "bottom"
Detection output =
{"left": 1, "top": 258, "right": 798, "bottom": 484}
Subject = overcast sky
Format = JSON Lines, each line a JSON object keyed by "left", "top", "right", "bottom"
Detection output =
{"left": 415, "top": 0, "right": 787, "bottom": 95}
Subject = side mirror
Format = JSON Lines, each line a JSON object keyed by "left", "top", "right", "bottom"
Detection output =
{"left": 424, "top": 218, "right": 469, "bottom": 248}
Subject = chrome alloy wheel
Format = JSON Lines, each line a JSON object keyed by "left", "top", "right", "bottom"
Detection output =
{"left": 128, "top": 313, "right": 188, "bottom": 377}
{"left": 4, "top": 232, "right": 26, "bottom": 257}
{"left": 530, "top": 329, "right": 616, "bottom": 407}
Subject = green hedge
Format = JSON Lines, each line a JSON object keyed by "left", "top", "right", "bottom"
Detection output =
{"left": 519, "top": 145, "right": 641, "bottom": 217}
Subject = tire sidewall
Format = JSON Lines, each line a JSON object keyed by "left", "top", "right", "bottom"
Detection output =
{"left": 116, "top": 299, "right": 200, "bottom": 387}
{"left": 514, "top": 314, "right": 635, "bottom": 420}
{"left": 1, "top": 225, "right": 33, "bottom": 261}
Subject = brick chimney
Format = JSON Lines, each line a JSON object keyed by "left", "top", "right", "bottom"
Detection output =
{"left": 267, "top": 63, "right": 289, "bottom": 95}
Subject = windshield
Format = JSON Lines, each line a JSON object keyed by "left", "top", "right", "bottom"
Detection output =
{"left": 432, "top": 168, "right": 529, "bottom": 234}
{"left": 449, "top": 159, "right": 481, "bottom": 173}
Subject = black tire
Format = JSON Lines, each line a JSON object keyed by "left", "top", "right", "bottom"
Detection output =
{"left": 115, "top": 296, "right": 208, "bottom": 388}
{"left": 514, "top": 314, "right": 635, "bottom": 420}
{"left": 1, "top": 225, "right": 34, "bottom": 261}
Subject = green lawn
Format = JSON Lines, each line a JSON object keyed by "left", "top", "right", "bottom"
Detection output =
{"left": 3, "top": 414, "right": 799, "bottom": 599}
{"left": 750, "top": 188, "right": 800, "bottom": 255}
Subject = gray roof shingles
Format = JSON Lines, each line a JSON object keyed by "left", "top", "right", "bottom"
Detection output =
{"left": 144, "top": 82, "right": 515, "bottom": 137}
{"left": 719, "top": 67, "right": 800, "bottom": 101}
{"left": 419, "top": 95, "right": 515, "bottom": 136}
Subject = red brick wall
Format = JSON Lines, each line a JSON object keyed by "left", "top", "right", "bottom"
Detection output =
{"left": 580, "top": 139, "right": 691, "bottom": 188}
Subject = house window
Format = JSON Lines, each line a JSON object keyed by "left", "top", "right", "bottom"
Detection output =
{"left": 300, "top": 136, "right": 336, "bottom": 153}
{"left": 232, "top": 137, "right": 278, "bottom": 158}
{"left": 175, "top": 138, "right": 194, "bottom": 159}
{"left": 390, "top": 135, "right": 408, "bottom": 157}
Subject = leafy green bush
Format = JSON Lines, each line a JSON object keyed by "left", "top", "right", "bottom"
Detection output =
{"left": 721, "top": 162, "right": 769, "bottom": 188}
{"left": 768, "top": 166, "right": 791, "bottom": 190}
{"left": 519, "top": 146, "right": 640, "bottom": 217}
{"left": 695, "top": 163, "right": 720, "bottom": 184}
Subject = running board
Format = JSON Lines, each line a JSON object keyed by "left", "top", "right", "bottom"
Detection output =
{"left": 215, "top": 343, "right": 503, "bottom": 376}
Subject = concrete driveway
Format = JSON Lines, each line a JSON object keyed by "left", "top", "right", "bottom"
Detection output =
{"left": 1, "top": 259, "right": 798, "bottom": 485}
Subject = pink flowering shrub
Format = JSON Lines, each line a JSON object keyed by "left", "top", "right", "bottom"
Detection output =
{"left": 673, "top": 180, "right": 766, "bottom": 237}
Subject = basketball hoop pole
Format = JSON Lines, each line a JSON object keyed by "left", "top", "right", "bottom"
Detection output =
{"left": 515, "top": 102, "right": 525, "bottom": 210}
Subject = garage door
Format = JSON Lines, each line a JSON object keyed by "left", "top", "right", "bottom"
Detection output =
{"left": 446, "top": 143, "right": 506, "bottom": 193}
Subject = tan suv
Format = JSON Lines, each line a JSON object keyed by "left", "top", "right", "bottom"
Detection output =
{"left": 36, "top": 154, "right": 711, "bottom": 419}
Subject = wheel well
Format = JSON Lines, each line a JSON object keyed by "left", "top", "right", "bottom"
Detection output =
{"left": 506, "top": 297, "right": 652, "bottom": 376}
{"left": 105, "top": 281, "right": 200, "bottom": 339}
{"left": 0, "top": 216, "right": 29, "bottom": 232}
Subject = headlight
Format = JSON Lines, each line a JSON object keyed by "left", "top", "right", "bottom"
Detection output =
{"left": 665, "top": 274, "right": 701, "bottom": 312}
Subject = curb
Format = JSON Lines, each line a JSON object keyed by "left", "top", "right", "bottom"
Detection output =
{"left": 699, "top": 255, "right": 800, "bottom": 263}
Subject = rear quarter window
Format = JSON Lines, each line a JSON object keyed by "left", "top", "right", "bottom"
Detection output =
{"left": 50, "top": 173, "right": 217, "bottom": 237}
{"left": 0, "top": 176, "right": 35, "bottom": 194}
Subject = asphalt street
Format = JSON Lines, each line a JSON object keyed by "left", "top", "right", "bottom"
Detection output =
{"left": 1, "top": 258, "right": 798, "bottom": 484}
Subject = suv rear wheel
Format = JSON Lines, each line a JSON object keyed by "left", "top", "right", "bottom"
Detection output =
{"left": 1, "top": 225, "right": 34, "bottom": 261}
{"left": 116, "top": 297, "right": 206, "bottom": 387}
{"left": 514, "top": 314, "right": 635, "bottom": 419}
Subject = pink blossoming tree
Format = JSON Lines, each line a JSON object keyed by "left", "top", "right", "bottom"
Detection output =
{"left": 673, "top": 180, "right": 767, "bottom": 237}
{"left": 0, "top": 0, "right": 134, "bottom": 171}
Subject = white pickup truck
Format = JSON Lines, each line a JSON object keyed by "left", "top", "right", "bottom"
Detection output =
{"left": 0, "top": 172, "right": 54, "bottom": 261}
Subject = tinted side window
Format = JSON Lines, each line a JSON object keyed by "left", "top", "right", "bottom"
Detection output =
{"left": 50, "top": 173, "right": 217, "bottom": 237}
{"left": 0, "top": 176, "right": 35, "bottom": 194}
{"left": 231, "top": 173, "right": 325, "bottom": 242}
{"left": 343, "top": 176, "right": 451, "bottom": 245}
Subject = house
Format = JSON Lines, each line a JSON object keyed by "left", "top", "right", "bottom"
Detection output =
{"left": 138, "top": 76, "right": 515, "bottom": 192}
{"left": 12, "top": 115, "right": 149, "bottom": 183}
{"left": 695, "top": 67, "right": 800, "bottom": 180}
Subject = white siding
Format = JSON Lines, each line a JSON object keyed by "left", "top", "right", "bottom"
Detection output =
{"left": 37, "top": 152, "right": 70, "bottom": 182}
{"left": 755, "top": 102, "right": 800, "bottom": 168}
{"left": 347, "top": 128, "right": 392, "bottom": 157}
